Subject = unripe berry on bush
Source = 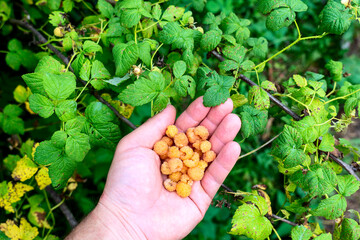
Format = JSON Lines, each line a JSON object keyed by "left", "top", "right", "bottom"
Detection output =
{"left": 54, "top": 27, "right": 64, "bottom": 37}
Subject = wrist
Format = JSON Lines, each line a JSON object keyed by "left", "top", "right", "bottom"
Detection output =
{"left": 66, "top": 199, "right": 147, "bottom": 240}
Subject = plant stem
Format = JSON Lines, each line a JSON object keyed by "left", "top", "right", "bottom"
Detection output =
{"left": 272, "top": 225, "right": 282, "bottom": 240}
{"left": 0, "top": 50, "right": 9, "bottom": 54}
{"left": 81, "top": 0, "right": 98, "bottom": 15}
{"left": 75, "top": 80, "right": 91, "bottom": 101}
{"left": 151, "top": 43, "right": 164, "bottom": 69}
{"left": 326, "top": 82, "right": 337, "bottom": 98}
{"left": 325, "top": 88, "right": 360, "bottom": 104}
{"left": 238, "top": 133, "right": 281, "bottom": 160}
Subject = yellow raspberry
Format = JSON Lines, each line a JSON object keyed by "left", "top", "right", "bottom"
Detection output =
{"left": 154, "top": 140, "right": 168, "bottom": 156}
{"left": 200, "top": 140, "right": 211, "bottom": 153}
{"left": 192, "top": 139, "right": 202, "bottom": 150}
{"left": 180, "top": 146, "right": 194, "bottom": 160}
{"left": 180, "top": 174, "right": 194, "bottom": 186}
{"left": 181, "top": 165, "right": 188, "bottom": 174}
{"left": 188, "top": 166, "right": 205, "bottom": 181}
{"left": 203, "top": 150, "right": 216, "bottom": 163}
{"left": 183, "top": 156, "right": 199, "bottom": 168}
{"left": 174, "top": 133, "right": 189, "bottom": 147}
{"left": 186, "top": 128, "right": 200, "bottom": 143}
{"left": 166, "top": 125, "right": 178, "bottom": 138}
{"left": 198, "top": 160, "right": 208, "bottom": 170}
{"left": 164, "top": 179, "right": 177, "bottom": 192}
{"left": 176, "top": 182, "right": 192, "bottom": 198}
{"left": 168, "top": 158, "right": 183, "bottom": 173}
{"left": 194, "top": 126, "right": 209, "bottom": 140}
{"left": 159, "top": 154, "right": 168, "bottom": 160}
{"left": 161, "top": 162, "right": 171, "bottom": 175}
{"left": 161, "top": 136, "right": 173, "bottom": 146}
{"left": 168, "top": 146, "right": 182, "bottom": 159}
{"left": 169, "top": 172, "right": 182, "bottom": 182}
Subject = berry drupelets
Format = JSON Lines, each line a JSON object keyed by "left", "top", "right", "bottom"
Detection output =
{"left": 153, "top": 125, "right": 216, "bottom": 198}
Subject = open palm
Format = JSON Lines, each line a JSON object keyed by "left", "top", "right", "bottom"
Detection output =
{"left": 99, "top": 97, "right": 241, "bottom": 240}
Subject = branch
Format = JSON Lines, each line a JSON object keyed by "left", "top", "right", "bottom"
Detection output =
{"left": 45, "top": 186, "right": 78, "bottom": 229}
{"left": 9, "top": 19, "right": 137, "bottom": 130}
{"left": 222, "top": 185, "right": 298, "bottom": 226}
{"left": 210, "top": 50, "right": 360, "bottom": 181}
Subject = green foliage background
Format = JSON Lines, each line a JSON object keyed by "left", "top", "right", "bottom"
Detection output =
{"left": 0, "top": 0, "right": 360, "bottom": 239}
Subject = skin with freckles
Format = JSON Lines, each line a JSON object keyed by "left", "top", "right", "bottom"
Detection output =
{"left": 66, "top": 97, "right": 241, "bottom": 240}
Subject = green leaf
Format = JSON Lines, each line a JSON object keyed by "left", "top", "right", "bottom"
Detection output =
{"left": 84, "top": 121, "right": 121, "bottom": 149}
{"left": 266, "top": 8, "right": 296, "bottom": 31}
{"left": 240, "top": 60, "right": 255, "bottom": 71}
{"left": 65, "top": 116, "right": 86, "bottom": 136}
{"left": 291, "top": 164, "right": 337, "bottom": 197}
{"left": 49, "top": 154, "right": 76, "bottom": 189}
{"left": 29, "top": 94, "right": 55, "bottom": 118}
{"left": 47, "top": 0, "right": 61, "bottom": 10}
{"left": 8, "top": 39, "right": 22, "bottom": 52}
{"left": 222, "top": 13, "right": 251, "bottom": 44}
{"left": 223, "top": 44, "right": 246, "bottom": 63}
{"left": 291, "top": 225, "right": 312, "bottom": 240}
{"left": 118, "top": 0, "right": 142, "bottom": 8}
{"left": 242, "top": 195, "right": 268, "bottom": 215}
{"left": 247, "top": 37, "right": 268, "bottom": 59}
{"left": 320, "top": 0, "right": 352, "bottom": 35}
{"left": 34, "top": 141, "right": 63, "bottom": 165}
{"left": 219, "top": 60, "right": 239, "bottom": 72}
{"left": 338, "top": 175, "right": 360, "bottom": 197}
{"left": 85, "top": 102, "right": 116, "bottom": 124}
{"left": 138, "top": 41, "right": 151, "bottom": 67}
{"left": 120, "top": 9, "right": 141, "bottom": 28}
{"left": 1, "top": 116, "right": 24, "bottom": 135}
{"left": 80, "top": 59, "right": 91, "bottom": 81}
{"left": 4, "top": 104, "right": 22, "bottom": 117}
{"left": 35, "top": 56, "right": 63, "bottom": 74}
{"left": 230, "top": 204, "right": 272, "bottom": 240}
{"left": 200, "top": 30, "right": 222, "bottom": 51}
{"left": 153, "top": 92, "right": 169, "bottom": 112}
{"left": 5, "top": 52, "right": 21, "bottom": 70}
{"left": 22, "top": 73, "right": 46, "bottom": 96}
{"left": 238, "top": 105, "right": 268, "bottom": 139}
{"left": 49, "top": 11, "right": 67, "bottom": 26}
{"left": 314, "top": 233, "right": 332, "bottom": 240}
{"left": 13, "top": 85, "right": 29, "bottom": 103}
{"left": 293, "top": 74, "right": 307, "bottom": 87}
{"left": 63, "top": 0, "right": 74, "bottom": 13}
{"left": 311, "top": 194, "right": 346, "bottom": 220}
{"left": 339, "top": 218, "right": 360, "bottom": 240}
{"left": 173, "top": 60, "right": 187, "bottom": 78}
{"left": 257, "top": 0, "right": 287, "bottom": 14}
{"left": 152, "top": 4, "right": 162, "bottom": 20}
{"left": 159, "top": 22, "right": 194, "bottom": 51}
{"left": 113, "top": 43, "right": 139, "bottom": 77}
{"left": 261, "top": 80, "right": 276, "bottom": 91}
{"left": 43, "top": 72, "right": 76, "bottom": 100}
{"left": 203, "top": 73, "right": 235, "bottom": 107}
{"left": 325, "top": 60, "right": 343, "bottom": 82}
{"left": 55, "top": 100, "right": 77, "bottom": 122}
{"left": 162, "top": 5, "right": 185, "bottom": 22}
{"left": 51, "top": 131, "right": 68, "bottom": 148}
{"left": 119, "top": 72, "right": 165, "bottom": 106}
{"left": 248, "top": 86, "right": 270, "bottom": 110}
{"left": 83, "top": 40, "right": 102, "bottom": 54}
{"left": 91, "top": 60, "right": 111, "bottom": 79}
{"left": 319, "top": 133, "right": 335, "bottom": 152}
{"left": 344, "top": 97, "right": 359, "bottom": 116}
{"left": 231, "top": 94, "right": 248, "bottom": 108}
{"left": 65, "top": 133, "right": 91, "bottom": 162}
{"left": 97, "top": 0, "right": 114, "bottom": 18}
{"left": 285, "top": 0, "right": 308, "bottom": 12}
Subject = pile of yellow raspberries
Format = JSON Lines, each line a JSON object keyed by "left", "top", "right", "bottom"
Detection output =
{"left": 153, "top": 125, "right": 216, "bottom": 198}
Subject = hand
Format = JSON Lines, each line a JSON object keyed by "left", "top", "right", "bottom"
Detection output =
{"left": 67, "top": 97, "right": 241, "bottom": 240}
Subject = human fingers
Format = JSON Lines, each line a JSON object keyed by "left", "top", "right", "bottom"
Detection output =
{"left": 208, "top": 113, "right": 241, "bottom": 154}
{"left": 175, "top": 97, "right": 210, "bottom": 132}
{"left": 117, "top": 105, "right": 176, "bottom": 152}
{"left": 199, "top": 98, "right": 233, "bottom": 136}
